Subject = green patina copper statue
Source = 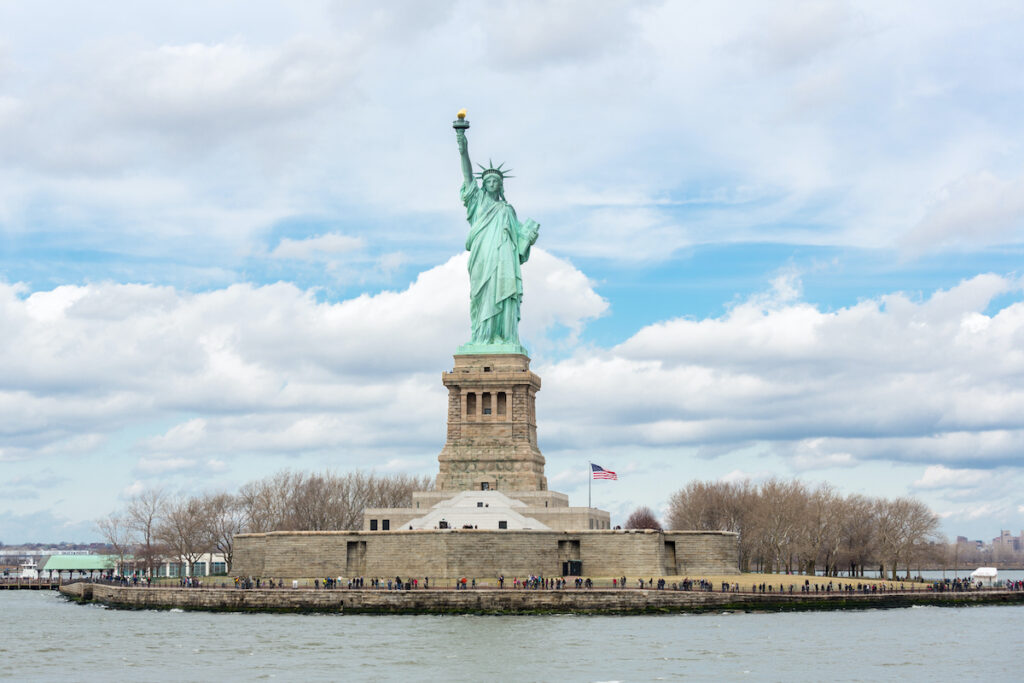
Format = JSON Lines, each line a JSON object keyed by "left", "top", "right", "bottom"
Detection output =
{"left": 453, "top": 111, "right": 539, "bottom": 355}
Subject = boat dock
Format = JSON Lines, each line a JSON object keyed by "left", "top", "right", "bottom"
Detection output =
{"left": 1, "top": 579, "right": 61, "bottom": 590}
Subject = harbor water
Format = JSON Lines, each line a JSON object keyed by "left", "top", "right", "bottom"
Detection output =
{"left": 3, "top": 590, "right": 1022, "bottom": 682}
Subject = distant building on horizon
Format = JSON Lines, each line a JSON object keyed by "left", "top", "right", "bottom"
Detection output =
{"left": 991, "top": 529, "right": 1023, "bottom": 554}
{"left": 0, "top": 548, "right": 94, "bottom": 557}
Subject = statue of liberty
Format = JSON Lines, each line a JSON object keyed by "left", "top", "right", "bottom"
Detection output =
{"left": 453, "top": 111, "right": 539, "bottom": 354}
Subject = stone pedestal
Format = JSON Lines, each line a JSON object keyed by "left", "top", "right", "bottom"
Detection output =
{"left": 435, "top": 354, "right": 547, "bottom": 491}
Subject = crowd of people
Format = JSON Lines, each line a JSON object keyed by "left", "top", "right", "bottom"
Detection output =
{"left": 497, "top": 575, "right": 589, "bottom": 589}
{"left": 929, "top": 577, "right": 1024, "bottom": 592}
{"left": 931, "top": 577, "right": 980, "bottom": 592}
{"left": 86, "top": 572, "right": 1024, "bottom": 594}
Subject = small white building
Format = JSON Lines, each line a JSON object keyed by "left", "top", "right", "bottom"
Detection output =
{"left": 970, "top": 567, "right": 998, "bottom": 587}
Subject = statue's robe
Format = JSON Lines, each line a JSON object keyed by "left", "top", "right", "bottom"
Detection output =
{"left": 461, "top": 180, "right": 539, "bottom": 344}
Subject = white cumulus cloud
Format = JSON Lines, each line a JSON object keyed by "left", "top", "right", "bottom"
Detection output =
{"left": 0, "top": 250, "right": 605, "bottom": 467}
{"left": 912, "top": 465, "right": 993, "bottom": 490}
{"left": 537, "top": 273, "right": 1024, "bottom": 469}
{"left": 270, "top": 233, "right": 366, "bottom": 261}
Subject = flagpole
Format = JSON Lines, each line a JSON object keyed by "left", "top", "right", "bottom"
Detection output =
{"left": 588, "top": 461, "right": 592, "bottom": 509}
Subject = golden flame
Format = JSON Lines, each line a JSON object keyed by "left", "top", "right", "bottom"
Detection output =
{"left": 457, "top": 109, "right": 467, "bottom": 120}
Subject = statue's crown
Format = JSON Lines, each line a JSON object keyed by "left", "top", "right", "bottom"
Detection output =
{"left": 475, "top": 160, "right": 514, "bottom": 181}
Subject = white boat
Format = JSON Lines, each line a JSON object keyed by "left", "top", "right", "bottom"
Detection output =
{"left": 19, "top": 558, "right": 40, "bottom": 580}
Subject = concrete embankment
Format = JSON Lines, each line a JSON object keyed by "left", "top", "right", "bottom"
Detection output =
{"left": 59, "top": 582, "right": 1024, "bottom": 614}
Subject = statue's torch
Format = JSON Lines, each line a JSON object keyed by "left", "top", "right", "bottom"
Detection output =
{"left": 453, "top": 109, "right": 469, "bottom": 135}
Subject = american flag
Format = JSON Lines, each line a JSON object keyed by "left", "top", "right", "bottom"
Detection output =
{"left": 591, "top": 463, "right": 617, "bottom": 480}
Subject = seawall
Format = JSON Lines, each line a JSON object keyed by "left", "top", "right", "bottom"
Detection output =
{"left": 59, "top": 582, "right": 1024, "bottom": 614}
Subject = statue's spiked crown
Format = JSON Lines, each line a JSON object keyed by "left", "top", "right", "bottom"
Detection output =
{"left": 476, "top": 159, "right": 514, "bottom": 182}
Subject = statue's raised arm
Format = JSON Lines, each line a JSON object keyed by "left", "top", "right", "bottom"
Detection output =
{"left": 456, "top": 134, "right": 473, "bottom": 186}
{"left": 454, "top": 109, "right": 474, "bottom": 186}
{"left": 451, "top": 111, "right": 540, "bottom": 356}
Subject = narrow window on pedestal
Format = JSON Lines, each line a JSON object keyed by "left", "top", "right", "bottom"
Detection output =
{"left": 482, "top": 392, "right": 492, "bottom": 415}
{"left": 466, "top": 392, "right": 476, "bottom": 417}
{"left": 497, "top": 391, "right": 506, "bottom": 415}
{"left": 370, "top": 519, "right": 378, "bottom": 531}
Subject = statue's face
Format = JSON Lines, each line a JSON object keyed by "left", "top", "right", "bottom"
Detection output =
{"left": 484, "top": 175, "right": 501, "bottom": 194}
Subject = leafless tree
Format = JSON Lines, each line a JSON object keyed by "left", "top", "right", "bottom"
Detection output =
{"left": 950, "top": 537, "right": 984, "bottom": 569}
{"left": 838, "top": 494, "right": 877, "bottom": 577}
{"left": 286, "top": 471, "right": 357, "bottom": 531}
{"left": 237, "top": 470, "right": 297, "bottom": 533}
{"left": 237, "top": 469, "right": 432, "bottom": 532}
{"left": 156, "top": 496, "right": 210, "bottom": 576}
{"left": 667, "top": 477, "right": 940, "bottom": 577}
{"left": 96, "top": 512, "right": 134, "bottom": 575}
{"left": 800, "top": 483, "right": 844, "bottom": 576}
{"left": 126, "top": 488, "right": 166, "bottom": 577}
{"left": 915, "top": 540, "right": 949, "bottom": 578}
{"left": 625, "top": 506, "right": 662, "bottom": 530}
{"left": 893, "top": 497, "right": 942, "bottom": 579}
{"left": 666, "top": 479, "right": 759, "bottom": 571}
{"left": 757, "top": 478, "right": 808, "bottom": 574}
{"left": 201, "top": 492, "right": 245, "bottom": 574}
{"left": 666, "top": 480, "right": 750, "bottom": 531}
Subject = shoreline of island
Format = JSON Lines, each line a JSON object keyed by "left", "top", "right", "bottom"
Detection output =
{"left": 58, "top": 581, "right": 1024, "bottom": 615}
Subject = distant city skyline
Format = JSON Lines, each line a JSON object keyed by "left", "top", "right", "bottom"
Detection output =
{"left": 3, "top": 2, "right": 1024, "bottom": 543}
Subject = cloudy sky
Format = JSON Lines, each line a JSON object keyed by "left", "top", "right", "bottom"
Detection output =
{"left": 2, "top": 1, "right": 1023, "bottom": 544}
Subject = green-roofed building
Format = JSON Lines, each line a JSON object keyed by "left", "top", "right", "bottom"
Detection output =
{"left": 41, "top": 555, "right": 118, "bottom": 578}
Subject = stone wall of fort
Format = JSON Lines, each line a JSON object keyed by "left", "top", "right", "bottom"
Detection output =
{"left": 60, "top": 582, "right": 1024, "bottom": 614}
{"left": 231, "top": 528, "right": 739, "bottom": 579}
